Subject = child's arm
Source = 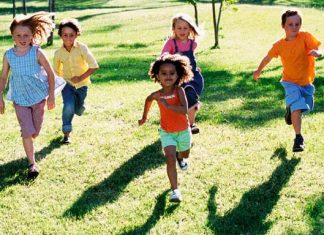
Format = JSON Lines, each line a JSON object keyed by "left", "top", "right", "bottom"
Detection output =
{"left": 70, "top": 68, "right": 97, "bottom": 84}
{"left": 0, "top": 55, "right": 10, "bottom": 114}
{"left": 159, "top": 87, "right": 188, "bottom": 114}
{"left": 253, "top": 55, "right": 272, "bottom": 81}
{"left": 138, "top": 92, "right": 158, "bottom": 126}
{"left": 37, "top": 49, "right": 55, "bottom": 110}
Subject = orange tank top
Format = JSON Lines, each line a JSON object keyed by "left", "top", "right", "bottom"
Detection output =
{"left": 157, "top": 89, "right": 189, "bottom": 133}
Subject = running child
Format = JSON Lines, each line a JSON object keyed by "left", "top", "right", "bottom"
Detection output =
{"left": 0, "top": 12, "right": 56, "bottom": 178}
{"left": 139, "top": 54, "right": 193, "bottom": 202}
{"left": 54, "top": 18, "right": 99, "bottom": 144}
{"left": 253, "top": 9, "right": 322, "bottom": 152}
{"left": 161, "top": 13, "right": 204, "bottom": 134}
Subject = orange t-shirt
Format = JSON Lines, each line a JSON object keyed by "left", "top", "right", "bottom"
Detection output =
{"left": 267, "top": 32, "right": 321, "bottom": 86}
{"left": 157, "top": 89, "right": 189, "bottom": 133}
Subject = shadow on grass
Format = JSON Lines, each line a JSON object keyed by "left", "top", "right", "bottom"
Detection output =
{"left": 305, "top": 194, "right": 324, "bottom": 235}
{"left": 0, "top": 136, "right": 62, "bottom": 191}
{"left": 207, "top": 148, "right": 301, "bottom": 234}
{"left": 119, "top": 190, "right": 179, "bottom": 235}
{"left": 63, "top": 140, "right": 165, "bottom": 219}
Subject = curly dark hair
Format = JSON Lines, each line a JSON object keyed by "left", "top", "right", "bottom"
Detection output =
{"left": 281, "top": 10, "right": 302, "bottom": 27}
{"left": 148, "top": 53, "right": 193, "bottom": 87}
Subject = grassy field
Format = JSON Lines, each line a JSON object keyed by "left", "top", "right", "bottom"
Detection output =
{"left": 0, "top": 0, "right": 323, "bottom": 234}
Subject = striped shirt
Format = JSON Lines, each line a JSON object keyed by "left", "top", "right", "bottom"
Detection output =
{"left": 6, "top": 46, "right": 48, "bottom": 106}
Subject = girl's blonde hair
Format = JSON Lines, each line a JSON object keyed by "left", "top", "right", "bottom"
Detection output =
{"left": 149, "top": 53, "right": 193, "bottom": 87}
{"left": 10, "top": 12, "right": 54, "bottom": 45}
{"left": 171, "top": 13, "right": 201, "bottom": 40}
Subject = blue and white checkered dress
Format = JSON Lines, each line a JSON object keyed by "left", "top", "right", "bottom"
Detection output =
{"left": 6, "top": 45, "right": 49, "bottom": 106}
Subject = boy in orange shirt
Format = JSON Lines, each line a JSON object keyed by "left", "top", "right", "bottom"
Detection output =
{"left": 253, "top": 9, "right": 322, "bottom": 152}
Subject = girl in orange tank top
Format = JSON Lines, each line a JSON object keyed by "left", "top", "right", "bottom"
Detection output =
{"left": 139, "top": 54, "right": 193, "bottom": 202}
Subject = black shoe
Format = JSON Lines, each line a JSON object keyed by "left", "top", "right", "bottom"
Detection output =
{"left": 293, "top": 135, "right": 304, "bottom": 152}
{"left": 62, "top": 136, "right": 71, "bottom": 144}
{"left": 191, "top": 124, "right": 200, "bottom": 134}
{"left": 285, "top": 107, "right": 292, "bottom": 125}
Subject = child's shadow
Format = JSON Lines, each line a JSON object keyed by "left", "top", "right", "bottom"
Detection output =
{"left": 120, "top": 189, "right": 179, "bottom": 235}
{"left": 63, "top": 140, "right": 165, "bottom": 219}
{"left": 207, "top": 147, "right": 300, "bottom": 234}
{"left": 0, "top": 136, "right": 62, "bottom": 190}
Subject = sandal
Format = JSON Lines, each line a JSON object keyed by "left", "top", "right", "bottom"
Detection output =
{"left": 28, "top": 164, "right": 39, "bottom": 179}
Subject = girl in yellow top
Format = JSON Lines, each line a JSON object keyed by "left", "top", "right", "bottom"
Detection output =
{"left": 54, "top": 18, "right": 99, "bottom": 144}
{"left": 253, "top": 9, "right": 322, "bottom": 152}
{"left": 139, "top": 54, "right": 193, "bottom": 202}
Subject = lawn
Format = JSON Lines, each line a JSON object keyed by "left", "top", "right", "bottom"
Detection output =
{"left": 0, "top": 0, "right": 323, "bottom": 234}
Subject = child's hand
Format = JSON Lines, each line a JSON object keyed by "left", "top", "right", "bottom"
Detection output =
{"left": 47, "top": 95, "right": 55, "bottom": 110}
{"left": 138, "top": 117, "right": 147, "bottom": 126}
{"left": 253, "top": 70, "right": 261, "bottom": 81}
{"left": 159, "top": 98, "right": 169, "bottom": 108}
{"left": 0, "top": 98, "right": 5, "bottom": 114}
{"left": 71, "top": 76, "right": 82, "bottom": 84}
{"left": 308, "top": 49, "right": 322, "bottom": 58}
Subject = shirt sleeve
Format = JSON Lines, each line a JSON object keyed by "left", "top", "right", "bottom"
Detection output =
{"left": 304, "top": 32, "right": 321, "bottom": 50}
{"left": 267, "top": 41, "right": 280, "bottom": 58}
{"left": 53, "top": 51, "right": 63, "bottom": 77}
{"left": 81, "top": 44, "right": 99, "bottom": 69}
{"left": 161, "top": 39, "right": 175, "bottom": 55}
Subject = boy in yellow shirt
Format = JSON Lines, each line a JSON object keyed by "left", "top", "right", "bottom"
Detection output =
{"left": 253, "top": 10, "right": 322, "bottom": 152}
{"left": 54, "top": 18, "right": 99, "bottom": 144}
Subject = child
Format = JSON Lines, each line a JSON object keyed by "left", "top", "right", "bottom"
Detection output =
{"left": 0, "top": 12, "right": 56, "bottom": 178}
{"left": 161, "top": 13, "right": 204, "bottom": 135}
{"left": 54, "top": 18, "right": 99, "bottom": 144}
{"left": 253, "top": 9, "right": 322, "bottom": 152}
{"left": 139, "top": 54, "right": 193, "bottom": 202}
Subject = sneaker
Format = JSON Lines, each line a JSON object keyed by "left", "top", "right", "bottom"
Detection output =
{"left": 293, "top": 135, "right": 304, "bottom": 152}
{"left": 169, "top": 189, "right": 182, "bottom": 202}
{"left": 27, "top": 163, "right": 39, "bottom": 179}
{"left": 62, "top": 136, "right": 71, "bottom": 144}
{"left": 176, "top": 156, "right": 188, "bottom": 172}
{"left": 190, "top": 124, "right": 200, "bottom": 134}
{"left": 285, "top": 107, "right": 292, "bottom": 125}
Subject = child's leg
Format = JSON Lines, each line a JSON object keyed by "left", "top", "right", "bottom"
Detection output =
{"left": 163, "top": 145, "right": 178, "bottom": 190}
{"left": 22, "top": 137, "right": 35, "bottom": 165}
{"left": 75, "top": 86, "right": 88, "bottom": 116}
{"left": 291, "top": 110, "right": 302, "bottom": 134}
{"left": 62, "top": 84, "right": 76, "bottom": 134}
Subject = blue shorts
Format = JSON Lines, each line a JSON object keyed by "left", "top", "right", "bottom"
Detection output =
{"left": 281, "top": 81, "right": 315, "bottom": 114}
{"left": 159, "top": 128, "right": 192, "bottom": 152}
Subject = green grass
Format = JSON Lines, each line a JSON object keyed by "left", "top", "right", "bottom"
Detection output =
{"left": 0, "top": 1, "right": 323, "bottom": 234}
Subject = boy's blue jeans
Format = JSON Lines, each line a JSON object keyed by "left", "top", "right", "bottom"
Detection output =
{"left": 62, "top": 83, "right": 88, "bottom": 133}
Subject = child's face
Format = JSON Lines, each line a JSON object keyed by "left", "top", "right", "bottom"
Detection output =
{"left": 173, "top": 19, "right": 191, "bottom": 41}
{"left": 283, "top": 15, "right": 301, "bottom": 39}
{"left": 60, "top": 26, "right": 78, "bottom": 50}
{"left": 12, "top": 25, "right": 33, "bottom": 48}
{"left": 157, "top": 63, "right": 178, "bottom": 88}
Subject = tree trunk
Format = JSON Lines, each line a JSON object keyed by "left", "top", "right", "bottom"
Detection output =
{"left": 13, "top": 0, "right": 16, "bottom": 18}
{"left": 194, "top": 3, "right": 198, "bottom": 26}
{"left": 47, "top": 0, "right": 55, "bottom": 45}
{"left": 22, "top": 0, "right": 27, "bottom": 15}
{"left": 212, "top": 0, "right": 217, "bottom": 48}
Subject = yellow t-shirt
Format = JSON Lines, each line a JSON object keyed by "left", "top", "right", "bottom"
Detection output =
{"left": 267, "top": 32, "right": 321, "bottom": 86}
{"left": 54, "top": 41, "right": 99, "bottom": 89}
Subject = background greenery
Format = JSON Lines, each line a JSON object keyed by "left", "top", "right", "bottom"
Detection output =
{"left": 0, "top": 0, "right": 323, "bottom": 234}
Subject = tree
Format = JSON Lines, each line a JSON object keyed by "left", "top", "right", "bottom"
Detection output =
{"left": 22, "top": 0, "right": 27, "bottom": 15}
{"left": 186, "top": 0, "right": 199, "bottom": 26}
{"left": 212, "top": 0, "right": 236, "bottom": 49}
{"left": 47, "top": 0, "right": 55, "bottom": 45}
{"left": 12, "top": 0, "right": 16, "bottom": 18}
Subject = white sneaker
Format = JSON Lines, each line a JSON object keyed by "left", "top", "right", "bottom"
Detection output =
{"left": 169, "top": 189, "right": 182, "bottom": 202}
